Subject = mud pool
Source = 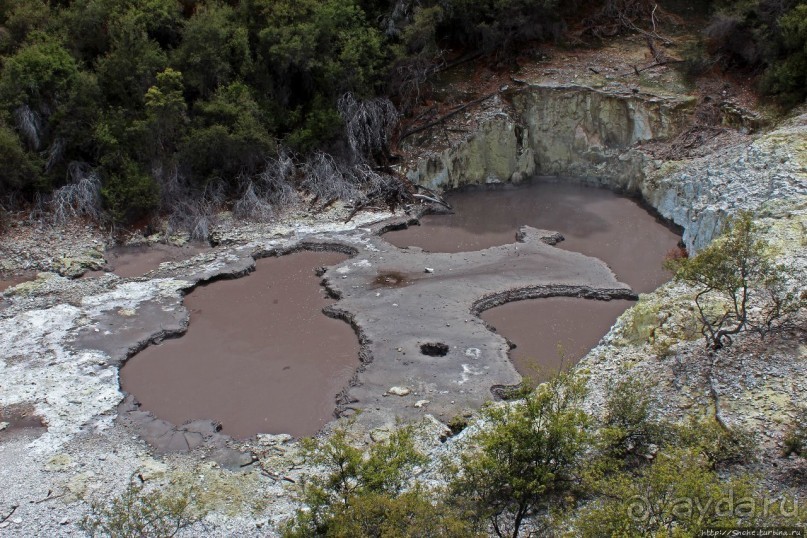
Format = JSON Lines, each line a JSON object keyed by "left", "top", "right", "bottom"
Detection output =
{"left": 387, "top": 181, "right": 680, "bottom": 293}
{"left": 118, "top": 181, "right": 680, "bottom": 440}
{"left": 120, "top": 250, "right": 358, "bottom": 439}
{"left": 82, "top": 243, "right": 210, "bottom": 279}
{"left": 0, "top": 271, "right": 37, "bottom": 293}
{"left": 388, "top": 181, "right": 681, "bottom": 381}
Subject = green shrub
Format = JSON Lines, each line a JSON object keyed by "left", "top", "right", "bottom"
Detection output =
{"left": 0, "top": 122, "right": 41, "bottom": 195}
{"left": 599, "top": 376, "right": 664, "bottom": 463}
{"left": 80, "top": 478, "right": 205, "bottom": 538}
{"left": 100, "top": 158, "right": 160, "bottom": 225}
{"left": 575, "top": 448, "right": 758, "bottom": 537}
{"left": 448, "top": 371, "right": 590, "bottom": 538}
{"left": 674, "top": 415, "right": 755, "bottom": 469}
{"left": 281, "top": 425, "right": 475, "bottom": 537}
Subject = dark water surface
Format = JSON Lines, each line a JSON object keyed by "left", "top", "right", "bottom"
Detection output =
{"left": 387, "top": 181, "right": 680, "bottom": 382}
{"left": 120, "top": 251, "right": 358, "bottom": 439}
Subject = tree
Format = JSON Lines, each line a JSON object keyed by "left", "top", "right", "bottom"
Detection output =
{"left": 281, "top": 425, "right": 477, "bottom": 537}
{"left": 143, "top": 67, "right": 188, "bottom": 160}
{"left": 181, "top": 82, "right": 274, "bottom": 183}
{"left": 448, "top": 371, "right": 590, "bottom": 538}
{"left": 575, "top": 448, "right": 759, "bottom": 537}
{"left": 667, "top": 212, "right": 805, "bottom": 350}
{"left": 80, "top": 476, "right": 205, "bottom": 538}
{"left": 170, "top": 2, "right": 251, "bottom": 100}
{"left": 0, "top": 36, "right": 80, "bottom": 150}
{"left": 762, "top": 3, "right": 807, "bottom": 105}
{"left": 1, "top": 0, "right": 51, "bottom": 52}
{"left": 95, "top": 12, "right": 167, "bottom": 109}
{"left": 0, "top": 122, "right": 41, "bottom": 195}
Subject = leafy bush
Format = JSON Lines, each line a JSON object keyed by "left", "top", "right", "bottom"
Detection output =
{"left": 674, "top": 415, "right": 755, "bottom": 469}
{"left": 0, "top": 122, "right": 41, "bottom": 195}
{"left": 100, "top": 158, "right": 160, "bottom": 225}
{"left": 447, "top": 371, "right": 590, "bottom": 538}
{"left": 282, "top": 425, "right": 476, "bottom": 537}
{"left": 701, "top": 0, "right": 807, "bottom": 105}
{"left": 599, "top": 376, "right": 664, "bottom": 463}
{"left": 80, "top": 478, "right": 204, "bottom": 538}
{"left": 666, "top": 212, "right": 805, "bottom": 350}
{"left": 575, "top": 448, "right": 759, "bottom": 537}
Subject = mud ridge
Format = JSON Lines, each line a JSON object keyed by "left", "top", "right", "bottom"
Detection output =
{"left": 471, "top": 285, "right": 637, "bottom": 315}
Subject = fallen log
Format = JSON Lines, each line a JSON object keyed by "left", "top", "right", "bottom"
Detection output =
{"left": 399, "top": 92, "right": 498, "bottom": 142}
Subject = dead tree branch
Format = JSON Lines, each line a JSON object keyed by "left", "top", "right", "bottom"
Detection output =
{"left": 399, "top": 92, "right": 498, "bottom": 142}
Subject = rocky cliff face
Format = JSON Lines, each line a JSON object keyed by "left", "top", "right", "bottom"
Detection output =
{"left": 406, "top": 83, "right": 694, "bottom": 190}
{"left": 512, "top": 83, "right": 694, "bottom": 191}
{"left": 406, "top": 114, "right": 536, "bottom": 190}
{"left": 405, "top": 83, "right": 807, "bottom": 251}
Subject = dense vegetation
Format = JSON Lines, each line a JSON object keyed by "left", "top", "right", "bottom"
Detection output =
{"left": 275, "top": 372, "right": 804, "bottom": 537}
{"left": 0, "top": 0, "right": 805, "bottom": 232}
{"left": 703, "top": 0, "right": 807, "bottom": 105}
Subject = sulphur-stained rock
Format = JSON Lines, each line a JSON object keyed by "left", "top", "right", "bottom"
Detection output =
{"left": 45, "top": 453, "right": 72, "bottom": 472}
{"left": 137, "top": 458, "right": 168, "bottom": 481}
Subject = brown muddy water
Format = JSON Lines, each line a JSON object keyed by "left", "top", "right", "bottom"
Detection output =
{"left": 387, "top": 180, "right": 681, "bottom": 382}
{"left": 386, "top": 180, "right": 680, "bottom": 294}
{"left": 120, "top": 251, "right": 358, "bottom": 439}
{"left": 481, "top": 297, "right": 633, "bottom": 383}
{"left": 0, "top": 272, "right": 37, "bottom": 294}
{"left": 84, "top": 243, "right": 210, "bottom": 279}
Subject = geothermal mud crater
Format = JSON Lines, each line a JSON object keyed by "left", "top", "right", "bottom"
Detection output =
{"left": 120, "top": 251, "right": 357, "bottom": 439}
{"left": 117, "top": 180, "right": 680, "bottom": 443}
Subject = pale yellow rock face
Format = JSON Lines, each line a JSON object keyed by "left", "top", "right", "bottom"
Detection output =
{"left": 512, "top": 85, "right": 694, "bottom": 189}
{"left": 407, "top": 84, "right": 695, "bottom": 194}
{"left": 411, "top": 116, "right": 535, "bottom": 190}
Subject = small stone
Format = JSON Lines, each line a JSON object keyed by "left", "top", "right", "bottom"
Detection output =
{"left": 0, "top": 422, "right": 8, "bottom": 431}
{"left": 414, "top": 400, "right": 430, "bottom": 408}
{"left": 387, "top": 386, "right": 411, "bottom": 396}
{"left": 424, "top": 267, "right": 434, "bottom": 273}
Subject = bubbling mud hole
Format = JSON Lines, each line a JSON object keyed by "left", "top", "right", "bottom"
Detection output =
{"left": 120, "top": 250, "right": 359, "bottom": 439}
{"left": 386, "top": 180, "right": 681, "bottom": 383}
{"left": 386, "top": 180, "right": 681, "bottom": 294}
